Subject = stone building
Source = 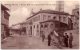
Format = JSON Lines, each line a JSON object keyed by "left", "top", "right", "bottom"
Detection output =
{"left": 1, "top": 4, "right": 10, "bottom": 39}
{"left": 71, "top": 8, "right": 79, "bottom": 29}
{"left": 26, "top": 9, "right": 70, "bottom": 37}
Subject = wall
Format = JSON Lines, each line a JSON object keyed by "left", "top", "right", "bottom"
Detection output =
{"left": 1, "top": 10, "right": 9, "bottom": 26}
{"left": 32, "top": 22, "right": 40, "bottom": 37}
{"left": 72, "top": 8, "right": 79, "bottom": 29}
{"left": 40, "top": 22, "right": 55, "bottom": 38}
{"left": 1, "top": 10, "right": 9, "bottom": 39}
{"left": 26, "top": 12, "right": 69, "bottom": 37}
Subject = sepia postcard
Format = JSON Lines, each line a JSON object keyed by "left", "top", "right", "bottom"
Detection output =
{"left": 0, "top": 0, "right": 79, "bottom": 50}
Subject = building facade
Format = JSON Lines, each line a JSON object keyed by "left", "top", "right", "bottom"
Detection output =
{"left": 71, "top": 8, "right": 79, "bottom": 29}
{"left": 40, "top": 20, "right": 68, "bottom": 38}
{"left": 1, "top": 4, "right": 10, "bottom": 39}
{"left": 26, "top": 9, "right": 70, "bottom": 37}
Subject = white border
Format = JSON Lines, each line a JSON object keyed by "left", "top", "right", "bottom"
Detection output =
{"left": 0, "top": 0, "right": 80, "bottom": 50}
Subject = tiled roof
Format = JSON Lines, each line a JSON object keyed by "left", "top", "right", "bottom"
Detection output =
{"left": 27, "top": 9, "right": 70, "bottom": 20}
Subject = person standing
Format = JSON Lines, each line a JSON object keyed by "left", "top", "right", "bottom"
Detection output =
{"left": 48, "top": 32, "right": 52, "bottom": 46}
{"left": 42, "top": 31, "right": 45, "bottom": 42}
{"left": 69, "top": 33, "right": 73, "bottom": 48}
{"left": 64, "top": 33, "right": 69, "bottom": 47}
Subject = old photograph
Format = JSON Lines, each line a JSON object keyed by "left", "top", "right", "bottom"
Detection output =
{"left": 1, "top": 0, "right": 79, "bottom": 49}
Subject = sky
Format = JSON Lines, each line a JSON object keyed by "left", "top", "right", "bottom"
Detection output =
{"left": 1, "top": 0, "right": 79, "bottom": 27}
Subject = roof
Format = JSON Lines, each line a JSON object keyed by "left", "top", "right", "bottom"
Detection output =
{"left": 27, "top": 9, "right": 70, "bottom": 20}
{"left": 1, "top": 4, "right": 9, "bottom": 10}
{"left": 40, "top": 19, "right": 68, "bottom": 27}
{"left": 40, "top": 20, "right": 60, "bottom": 23}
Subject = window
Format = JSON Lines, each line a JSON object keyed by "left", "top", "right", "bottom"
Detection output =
{"left": 50, "top": 23, "right": 53, "bottom": 28}
{"left": 53, "top": 16, "right": 56, "bottom": 20}
{"left": 77, "top": 17, "right": 79, "bottom": 20}
{"left": 38, "top": 15, "right": 40, "bottom": 20}
{"left": 51, "top": 24, "right": 53, "bottom": 26}
{"left": 59, "top": 16, "right": 61, "bottom": 21}
{"left": 48, "top": 16, "right": 51, "bottom": 19}
{"left": 77, "top": 11, "right": 79, "bottom": 15}
{"left": 34, "top": 25, "right": 35, "bottom": 28}
{"left": 41, "top": 24, "right": 43, "bottom": 28}
{"left": 43, "top": 15, "right": 46, "bottom": 20}
{"left": 44, "top": 23, "right": 48, "bottom": 28}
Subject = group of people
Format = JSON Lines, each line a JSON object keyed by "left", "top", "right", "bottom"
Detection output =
{"left": 63, "top": 33, "right": 73, "bottom": 48}
{"left": 41, "top": 31, "right": 73, "bottom": 48}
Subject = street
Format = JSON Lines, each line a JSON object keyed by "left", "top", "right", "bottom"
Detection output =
{"left": 1, "top": 29, "right": 79, "bottom": 49}
{"left": 1, "top": 34, "right": 58, "bottom": 49}
{"left": 1, "top": 1, "right": 79, "bottom": 50}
